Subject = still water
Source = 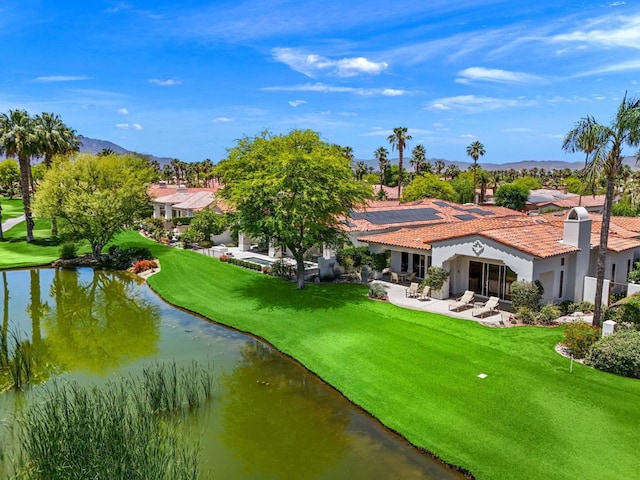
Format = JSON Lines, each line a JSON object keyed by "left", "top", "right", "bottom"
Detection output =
{"left": 0, "top": 268, "right": 464, "bottom": 479}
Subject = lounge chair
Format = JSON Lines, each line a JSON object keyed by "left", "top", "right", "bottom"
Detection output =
{"left": 449, "top": 290, "right": 474, "bottom": 311}
{"left": 406, "top": 282, "right": 419, "bottom": 298}
{"left": 391, "top": 272, "right": 400, "bottom": 283}
{"left": 419, "top": 285, "right": 431, "bottom": 300}
{"left": 472, "top": 296, "right": 500, "bottom": 318}
{"left": 406, "top": 272, "right": 416, "bottom": 284}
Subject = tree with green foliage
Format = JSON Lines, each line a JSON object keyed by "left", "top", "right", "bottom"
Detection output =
{"left": 563, "top": 94, "right": 640, "bottom": 326}
{"left": 450, "top": 171, "right": 474, "bottom": 204}
{"left": 512, "top": 176, "right": 541, "bottom": 191}
{"left": 183, "top": 208, "right": 227, "bottom": 244}
{"left": 33, "top": 154, "right": 153, "bottom": 259}
{"left": 0, "top": 159, "right": 20, "bottom": 197}
{"left": 374, "top": 146, "right": 390, "bottom": 185}
{"left": 387, "top": 127, "right": 412, "bottom": 199}
{"left": 33, "top": 112, "right": 80, "bottom": 169}
{"left": 0, "top": 110, "right": 39, "bottom": 241}
{"left": 216, "top": 130, "right": 371, "bottom": 289}
{"left": 494, "top": 184, "right": 529, "bottom": 211}
{"left": 410, "top": 144, "right": 427, "bottom": 174}
{"left": 401, "top": 173, "right": 456, "bottom": 202}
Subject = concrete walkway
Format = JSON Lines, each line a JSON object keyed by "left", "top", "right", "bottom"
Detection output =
{"left": 375, "top": 280, "right": 508, "bottom": 326}
{"left": 1, "top": 214, "right": 25, "bottom": 233}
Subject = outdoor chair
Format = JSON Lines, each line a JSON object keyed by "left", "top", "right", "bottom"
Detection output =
{"left": 391, "top": 272, "right": 400, "bottom": 283}
{"left": 449, "top": 290, "right": 474, "bottom": 311}
{"left": 406, "top": 272, "right": 416, "bottom": 284}
{"left": 406, "top": 282, "right": 419, "bottom": 298}
{"left": 472, "top": 296, "right": 500, "bottom": 318}
{"left": 419, "top": 285, "right": 431, "bottom": 301}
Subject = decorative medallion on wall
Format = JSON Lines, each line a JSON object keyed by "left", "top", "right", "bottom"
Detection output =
{"left": 472, "top": 240, "right": 485, "bottom": 256}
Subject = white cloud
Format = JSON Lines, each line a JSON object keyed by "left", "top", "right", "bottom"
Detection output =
{"left": 34, "top": 75, "right": 88, "bottom": 82}
{"left": 288, "top": 99, "right": 306, "bottom": 107}
{"left": 149, "top": 78, "right": 182, "bottom": 86}
{"left": 117, "top": 108, "right": 129, "bottom": 115}
{"left": 573, "top": 59, "right": 640, "bottom": 77}
{"left": 212, "top": 117, "right": 234, "bottom": 123}
{"left": 503, "top": 127, "right": 535, "bottom": 133}
{"left": 115, "top": 123, "right": 143, "bottom": 130}
{"left": 263, "top": 83, "right": 362, "bottom": 94}
{"left": 381, "top": 88, "right": 405, "bottom": 96}
{"left": 272, "top": 48, "right": 388, "bottom": 78}
{"left": 455, "top": 67, "right": 543, "bottom": 84}
{"left": 552, "top": 14, "right": 640, "bottom": 49}
{"left": 427, "top": 95, "right": 535, "bottom": 113}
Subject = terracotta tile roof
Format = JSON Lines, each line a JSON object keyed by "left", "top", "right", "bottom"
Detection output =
{"left": 371, "top": 184, "right": 399, "bottom": 200}
{"left": 171, "top": 191, "right": 216, "bottom": 211}
{"left": 542, "top": 194, "right": 606, "bottom": 209}
{"left": 147, "top": 183, "right": 220, "bottom": 199}
{"left": 361, "top": 210, "right": 640, "bottom": 258}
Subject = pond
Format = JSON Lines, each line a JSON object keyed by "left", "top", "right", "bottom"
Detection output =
{"left": 0, "top": 268, "right": 465, "bottom": 479}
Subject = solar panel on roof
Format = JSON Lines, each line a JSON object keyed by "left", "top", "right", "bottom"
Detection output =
{"left": 465, "top": 208, "right": 494, "bottom": 216}
{"left": 433, "top": 200, "right": 450, "bottom": 208}
{"left": 350, "top": 207, "right": 442, "bottom": 225}
{"left": 454, "top": 214, "right": 477, "bottom": 221}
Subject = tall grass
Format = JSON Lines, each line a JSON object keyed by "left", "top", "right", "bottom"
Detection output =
{"left": 0, "top": 330, "right": 36, "bottom": 392}
{"left": 6, "top": 361, "right": 214, "bottom": 479}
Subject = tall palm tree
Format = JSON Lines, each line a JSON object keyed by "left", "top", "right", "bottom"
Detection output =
{"left": 354, "top": 161, "right": 369, "bottom": 180}
{"left": 374, "top": 146, "right": 389, "bottom": 185}
{"left": 410, "top": 144, "right": 427, "bottom": 175}
{"left": 563, "top": 94, "right": 640, "bottom": 326}
{"left": 434, "top": 160, "right": 445, "bottom": 177}
{"left": 342, "top": 146, "right": 355, "bottom": 163}
{"left": 466, "top": 141, "right": 485, "bottom": 204}
{"left": 34, "top": 112, "right": 79, "bottom": 236}
{"left": 387, "top": 127, "right": 412, "bottom": 199}
{"left": 0, "top": 110, "right": 38, "bottom": 241}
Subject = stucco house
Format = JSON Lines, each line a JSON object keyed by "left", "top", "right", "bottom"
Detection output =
{"left": 359, "top": 205, "right": 640, "bottom": 305}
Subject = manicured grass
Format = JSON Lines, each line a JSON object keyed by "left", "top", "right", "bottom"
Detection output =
{"left": 0, "top": 198, "right": 25, "bottom": 221}
{"left": 0, "top": 219, "right": 90, "bottom": 269}
{"left": 106, "top": 231, "right": 640, "bottom": 480}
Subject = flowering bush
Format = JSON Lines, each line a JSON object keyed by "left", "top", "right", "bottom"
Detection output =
{"left": 131, "top": 259, "right": 158, "bottom": 274}
{"left": 220, "top": 254, "right": 228, "bottom": 262}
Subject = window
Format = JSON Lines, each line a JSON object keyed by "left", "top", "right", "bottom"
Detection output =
{"left": 561, "top": 257, "right": 565, "bottom": 266}
{"left": 401, "top": 252, "right": 409, "bottom": 273}
{"left": 412, "top": 253, "right": 426, "bottom": 278}
{"left": 612, "top": 263, "right": 616, "bottom": 282}
{"left": 468, "top": 260, "right": 517, "bottom": 300}
{"left": 559, "top": 271, "right": 564, "bottom": 298}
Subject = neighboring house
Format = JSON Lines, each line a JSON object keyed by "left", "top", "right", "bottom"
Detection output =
{"left": 148, "top": 183, "right": 221, "bottom": 226}
{"left": 371, "top": 184, "right": 399, "bottom": 200}
{"left": 359, "top": 206, "right": 640, "bottom": 305}
{"left": 526, "top": 188, "right": 606, "bottom": 214}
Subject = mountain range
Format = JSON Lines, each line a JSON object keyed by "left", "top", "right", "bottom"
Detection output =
{"left": 78, "top": 136, "right": 639, "bottom": 172}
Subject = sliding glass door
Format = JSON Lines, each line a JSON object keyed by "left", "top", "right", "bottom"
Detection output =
{"left": 468, "top": 261, "right": 516, "bottom": 300}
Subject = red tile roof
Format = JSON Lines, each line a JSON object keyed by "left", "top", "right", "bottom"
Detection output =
{"left": 361, "top": 210, "right": 640, "bottom": 258}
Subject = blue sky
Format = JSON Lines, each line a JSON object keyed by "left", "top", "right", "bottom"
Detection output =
{"left": 2, "top": 0, "right": 639, "bottom": 164}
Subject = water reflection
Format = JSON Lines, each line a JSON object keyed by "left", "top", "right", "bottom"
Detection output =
{"left": 42, "top": 268, "right": 161, "bottom": 374}
{"left": 220, "top": 342, "right": 349, "bottom": 479}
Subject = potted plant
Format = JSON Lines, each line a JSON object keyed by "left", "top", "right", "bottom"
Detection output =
{"left": 424, "top": 266, "right": 449, "bottom": 299}
{"left": 371, "top": 252, "right": 388, "bottom": 280}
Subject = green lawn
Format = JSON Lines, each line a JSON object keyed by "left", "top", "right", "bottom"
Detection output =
{"left": 107, "top": 231, "right": 640, "bottom": 480}
{"left": 0, "top": 197, "right": 25, "bottom": 221}
{"left": 0, "top": 219, "right": 90, "bottom": 269}
{"left": 2, "top": 229, "right": 640, "bottom": 479}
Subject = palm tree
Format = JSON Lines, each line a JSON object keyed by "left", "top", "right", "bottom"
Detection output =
{"left": 410, "top": 144, "right": 427, "bottom": 175}
{"left": 374, "top": 146, "right": 389, "bottom": 185}
{"left": 444, "top": 164, "right": 460, "bottom": 180}
{"left": 98, "top": 148, "right": 115, "bottom": 157}
{"left": 170, "top": 158, "right": 181, "bottom": 185}
{"left": 33, "top": 112, "right": 79, "bottom": 236}
{"left": 563, "top": 94, "right": 640, "bottom": 326}
{"left": 387, "top": 127, "right": 412, "bottom": 199}
{"left": 354, "top": 161, "right": 369, "bottom": 180}
{"left": 0, "top": 110, "right": 38, "bottom": 241}
{"left": 342, "top": 146, "right": 355, "bottom": 163}
{"left": 434, "top": 160, "right": 445, "bottom": 177}
{"left": 466, "top": 141, "right": 485, "bottom": 204}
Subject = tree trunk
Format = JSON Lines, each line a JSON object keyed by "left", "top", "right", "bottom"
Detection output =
{"left": 91, "top": 242, "right": 104, "bottom": 261}
{"left": 294, "top": 253, "right": 306, "bottom": 290}
{"left": 0, "top": 201, "right": 3, "bottom": 241}
{"left": 18, "top": 154, "right": 34, "bottom": 242}
{"left": 397, "top": 148, "right": 403, "bottom": 199}
{"left": 592, "top": 176, "right": 616, "bottom": 326}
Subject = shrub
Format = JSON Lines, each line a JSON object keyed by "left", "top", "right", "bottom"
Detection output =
{"left": 199, "top": 240, "right": 213, "bottom": 248}
{"left": 537, "top": 303, "right": 562, "bottom": 325}
{"left": 605, "top": 293, "right": 640, "bottom": 326}
{"left": 131, "top": 259, "right": 158, "bottom": 274}
{"left": 516, "top": 306, "right": 537, "bottom": 325}
{"left": 60, "top": 241, "right": 78, "bottom": 260}
{"left": 568, "top": 301, "right": 595, "bottom": 314}
{"left": 424, "top": 266, "right": 449, "bottom": 294}
{"left": 107, "top": 246, "right": 153, "bottom": 270}
{"left": 586, "top": 330, "right": 640, "bottom": 378}
{"left": 510, "top": 281, "right": 541, "bottom": 311}
{"left": 371, "top": 252, "right": 389, "bottom": 272}
{"left": 369, "top": 282, "right": 388, "bottom": 300}
{"left": 563, "top": 322, "right": 600, "bottom": 358}
{"left": 219, "top": 254, "right": 228, "bottom": 262}
{"left": 336, "top": 247, "right": 372, "bottom": 270}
